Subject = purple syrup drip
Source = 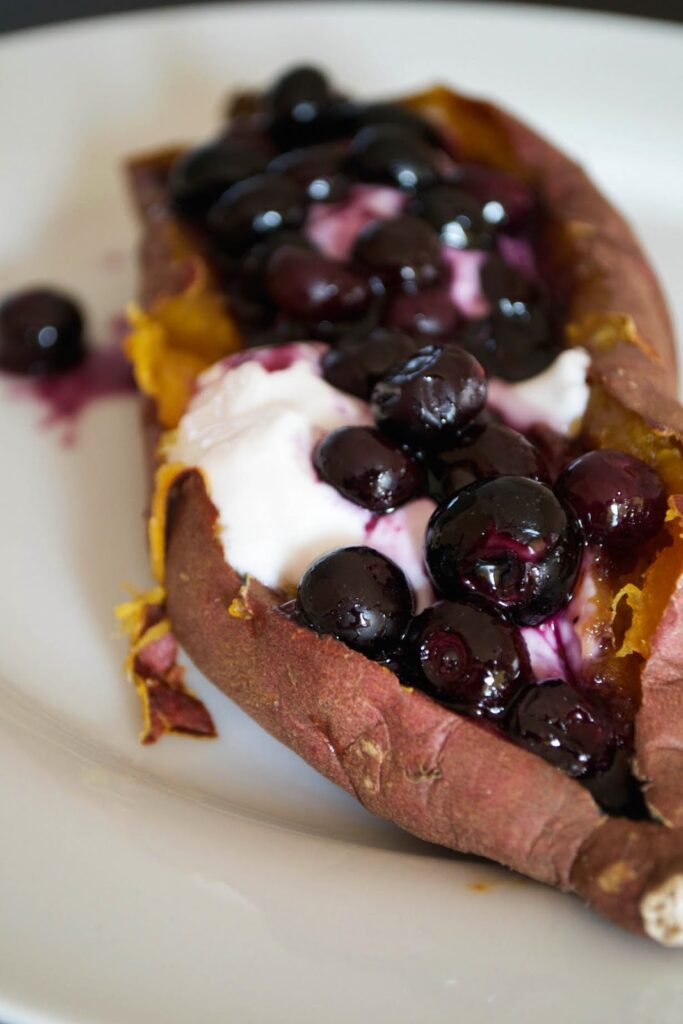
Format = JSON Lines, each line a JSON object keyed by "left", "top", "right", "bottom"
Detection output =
{"left": 6, "top": 316, "right": 136, "bottom": 446}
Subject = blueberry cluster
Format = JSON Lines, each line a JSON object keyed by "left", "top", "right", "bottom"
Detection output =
{"left": 294, "top": 333, "right": 666, "bottom": 814}
{"left": 168, "top": 65, "right": 558, "bottom": 381}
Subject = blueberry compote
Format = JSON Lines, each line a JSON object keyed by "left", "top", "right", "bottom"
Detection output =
{"left": 165, "top": 63, "right": 558, "bottom": 379}
{"left": 170, "top": 66, "right": 663, "bottom": 817}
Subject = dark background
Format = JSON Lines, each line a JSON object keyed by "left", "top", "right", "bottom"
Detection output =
{"left": 1, "top": 0, "right": 681, "bottom": 34}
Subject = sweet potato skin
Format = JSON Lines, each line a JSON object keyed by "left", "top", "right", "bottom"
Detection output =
{"left": 165, "top": 470, "right": 603, "bottom": 888}
{"left": 570, "top": 818, "right": 683, "bottom": 941}
{"left": 127, "top": 147, "right": 208, "bottom": 309}
{"left": 165, "top": 470, "right": 683, "bottom": 940}
{"left": 637, "top": 586, "right": 683, "bottom": 828}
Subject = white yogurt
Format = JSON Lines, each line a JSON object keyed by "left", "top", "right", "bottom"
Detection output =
{"left": 488, "top": 347, "right": 591, "bottom": 436}
{"left": 169, "top": 345, "right": 435, "bottom": 606}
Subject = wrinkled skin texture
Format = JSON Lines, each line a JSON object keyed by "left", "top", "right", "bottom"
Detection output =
{"left": 166, "top": 470, "right": 601, "bottom": 887}
{"left": 128, "top": 86, "right": 683, "bottom": 939}
{"left": 164, "top": 470, "right": 683, "bottom": 939}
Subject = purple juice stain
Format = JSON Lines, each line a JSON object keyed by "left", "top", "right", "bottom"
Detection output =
{"left": 6, "top": 315, "right": 136, "bottom": 446}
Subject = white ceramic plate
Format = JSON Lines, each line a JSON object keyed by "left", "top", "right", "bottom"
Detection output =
{"left": 1, "top": 4, "right": 682, "bottom": 1022}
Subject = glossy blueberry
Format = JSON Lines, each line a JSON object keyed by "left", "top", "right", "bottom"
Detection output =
{"left": 349, "top": 102, "right": 438, "bottom": 142}
{"left": 480, "top": 253, "right": 537, "bottom": 307}
{"left": 266, "top": 245, "right": 371, "bottom": 321}
{"left": 384, "top": 287, "right": 459, "bottom": 341}
{"left": 426, "top": 476, "right": 583, "bottom": 625}
{"left": 555, "top": 449, "right": 666, "bottom": 550}
{"left": 506, "top": 679, "right": 612, "bottom": 776}
{"left": 321, "top": 327, "right": 420, "bottom": 399}
{"left": 207, "top": 173, "right": 308, "bottom": 255}
{"left": 0, "top": 288, "right": 85, "bottom": 376}
{"left": 297, "top": 546, "right": 414, "bottom": 658}
{"left": 352, "top": 215, "right": 443, "bottom": 291}
{"left": 268, "top": 142, "right": 349, "bottom": 202}
{"left": 456, "top": 164, "right": 536, "bottom": 233}
{"left": 427, "top": 422, "right": 547, "bottom": 501}
{"left": 453, "top": 310, "right": 559, "bottom": 383}
{"left": 371, "top": 344, "right": 487, "bottom": 449}
{"left": 303, "top": 99, "right": 439, "bottom": 146}
{"left": 346, "top": 124, "right": 440, "bottom": 191}
{"left": 168, "top": 139, "right": 267, "bottom": 219}
{"left": 314, "top": 425, "right": 424, "bottom": 512}
{"left": 409, "top": 182, "right": 497, "bottom": 250}
{"left": 401, "top": 599, "right": 529, "bottom": 718}
{"left": 266, "top": 65, "right": 334, "bottom": 149}
{"left": 240, "top": 230, "right": 314, "bottom": 282}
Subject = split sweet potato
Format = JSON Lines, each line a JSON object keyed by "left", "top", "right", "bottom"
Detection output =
{"left": 124, "top": 84, "right": 683, "bottom": 943}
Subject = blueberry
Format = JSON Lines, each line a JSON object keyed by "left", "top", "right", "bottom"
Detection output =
{"left": 352, "top": 215, "right": 444, "bottom": 291}
{"left": 371, "top": 344, "right": 487, "bottom": 450}
{"left": 266, "top": 65, "right": 334, "bottom": 149}
{"left": 401, "top": 599, "right": 529, "bottom": 718}
{"left": 297, "top": 546, "right": 414, "bottom": 658}
{"left": 314, "top": 425, "right": 424, "bottom": 512}
{"left": 409, "top": 182, "right": 496, "bottom": 250}
{"left": 346, "top": 124, "right": 440, "bottom": 191}
{"left": 268, "top": 142, "right": 349, "bottom": 202}
{"left": 458, "top": 164, "right": 536, "bottom": 233}
{"left": 168, "top": 139, "right": 267, "bottom": 219}
{"left": 426, "top": 476, "right": 583, "bottom": 625}
{"left": 349, "top": 102, "right": 438, "bottom": 143}
{"left": 506, "top": 678, "right": 638, "bottom": 813}
{"left": 384, "top": 287, "right": 459, "bottom": 341}
{"left": 454, "top": 310, "right": 559, "bottom": 383}
{"left": 555, "top": 449, "right": 666, "bottom": 551}
{"left": 207, "top": 173, "right": 308, "bottom": 255}
{"left": 480, "top": 252, "right": 536, "bottom": 307}
{"left": 241, "top": 229, "right": 314, "bottom": 282}
{"left": 321, "top": 327, "right": 420, "bottom": 399}
{"left": 301, "top": 100, "right": 439, "bottom": 147}
{"left": 265, "top": 245, "right": 371, "bottom": 321}
{"left": 0, "top": 288, "right": 85, "bottom": 376}
{"left": 427, "top": 422, "right": 547, "bottom": 501}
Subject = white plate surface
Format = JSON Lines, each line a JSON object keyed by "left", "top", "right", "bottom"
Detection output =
{"left": 0, "top": 4, "right": 682, "bottom": 1022}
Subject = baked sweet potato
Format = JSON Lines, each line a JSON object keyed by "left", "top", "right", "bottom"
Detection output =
{"left": 122, "top": 77, "right": 683, "bottom": 944}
